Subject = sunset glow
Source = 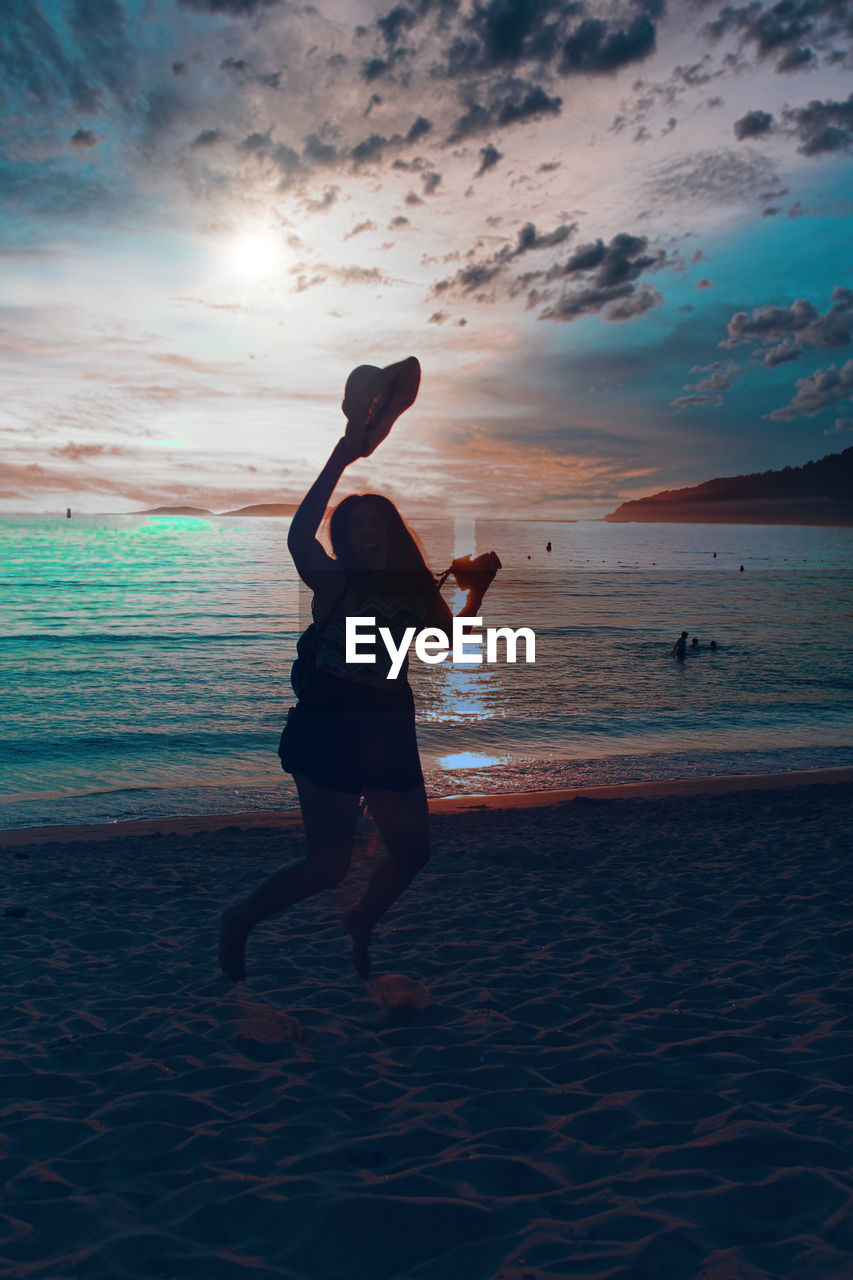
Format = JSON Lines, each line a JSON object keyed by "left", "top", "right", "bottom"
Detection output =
{"left": 1, "top": 2, "right": 851, "bottom": 515}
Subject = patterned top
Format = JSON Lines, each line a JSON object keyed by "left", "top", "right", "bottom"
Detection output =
{"left": 313, "top": 580, "right": 431, "bottom": 685}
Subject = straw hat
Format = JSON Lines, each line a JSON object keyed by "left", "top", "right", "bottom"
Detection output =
{"left": 342, "top": 356, "right": 421, "bottom": 457}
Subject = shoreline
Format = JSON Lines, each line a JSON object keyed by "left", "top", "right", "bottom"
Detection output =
{"left": 3, "top": 763, "right": 852, "bottom": 847}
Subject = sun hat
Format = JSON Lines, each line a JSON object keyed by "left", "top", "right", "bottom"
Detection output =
{"left": 342, "top": 356, "right": 421, "bottom": 457}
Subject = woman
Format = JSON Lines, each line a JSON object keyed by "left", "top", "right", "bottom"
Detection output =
{"left": 219, "top": 368, "right": 500, "bottom": 984}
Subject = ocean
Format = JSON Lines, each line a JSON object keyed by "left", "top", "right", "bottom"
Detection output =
{"left": 2, "top": 513, "right": 852, "bottom": 829}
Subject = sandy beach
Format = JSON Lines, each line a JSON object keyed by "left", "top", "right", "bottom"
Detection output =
{"left": 3, "top": 773, "right": 853, "bottom": 1279}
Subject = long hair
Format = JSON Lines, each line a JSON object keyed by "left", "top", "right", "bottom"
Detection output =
{"left": 328, "top": 494, "right": 436, "bottom": 597}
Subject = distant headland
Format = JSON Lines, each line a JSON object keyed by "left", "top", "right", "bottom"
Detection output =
{"left": 137, "top": 503, "right": 300, "bottom": 518}
{"left": 605, "top": 446, "right": 853, "bottom": 526}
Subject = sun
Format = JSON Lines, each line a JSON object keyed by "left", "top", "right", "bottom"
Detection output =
{"left": 226, "top": 229, "right": 282, "bottom": 280}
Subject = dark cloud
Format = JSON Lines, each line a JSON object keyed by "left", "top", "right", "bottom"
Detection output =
{"left": 761, "top": 336, "right": 803, "bottom": 367}
{"left": 734, "top": 109, "right": 774, "bottom": 140}
{"left": 476, "top": 143, "right": 503, "bottom": 175}
{"left": 70, "top": 127, "right": 98, "bottom": 149}
{"left": 768, "top": 359, "right": 853, "bottom": 420}
{"left": 427, "top": 1, "right": 662, "bottom": 79}
{"left": 695, "top": 278, "right": 714, "bottom": 289}
{"left": 723, "top": 287, "right": 853, "bottom": 354}
{"left": 377, "top": 4, "right": 420, "bottom": 47}
{"left": 553, "top": 232, "right": 662, "bottom": 287}
{"left": 303, "top": 133, "right": 340, "bottom": 166}
{"left": 432, "top": 218, "right": 577, "bottom": 298}
{"left": 776, "top": 44, "right": 815, "bottom": 70}
{"left": 539, "top": 232, "right": 667, "bottom": 323}
{"left": 603, "top": 284, "right": 663, "bottom": 321}
{"left": 407, "top": 115, "right": 433, "bottom": 142}
{"left": 389, "top": 214, "right": 410, "bottom": 227}
{"left": 271, "top": 143, "right": 301, "bottom": 186}
{"left": 428, "top": 310, "right": 448, "bottom": 324}
{"left": 178, "top": 0, "right": 282, "bottom": 15}
{"left": 782, "top": 93, "right": 853, "bottom": 156}
{"left": 700, "top": 0, "right": 845, "bottom": 74}
{"left": 448, "top": 84, "right": 562, "bottom": 141}
{"left": 238, "top": 130, "right": 272, "bottom": 155}
{"left": 422, "top": 169, "right": 442, "bottom": 193}
{"left": 438, "top": 261, "right": 504, "bottom": 294}
{"left": 512, "top": 221, "right": 574, "bottom": 254}
{"left": 191, "top": 128, "right": 224, "bottom": 148}
{"left": 561, "top": 15, "right": 656, "bottom": 74}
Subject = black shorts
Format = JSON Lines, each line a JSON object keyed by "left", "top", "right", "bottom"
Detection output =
{"left": 278, "top": 671, "right": 424, "bottom": 795}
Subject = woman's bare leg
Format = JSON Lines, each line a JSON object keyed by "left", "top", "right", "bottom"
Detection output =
{"left": 344, "top": 784, "right": 430, "bottom": 979}
{"left": 218, "top": 774, "right": 360, "bottom": 982}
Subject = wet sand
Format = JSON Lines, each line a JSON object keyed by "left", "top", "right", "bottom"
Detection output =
{"left": 3, "top": 772, "right": 853, "bottom": 1279}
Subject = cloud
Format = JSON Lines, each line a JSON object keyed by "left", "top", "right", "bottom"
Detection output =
{"left": 647, "top": 148, "right": 781, "bottom": 208}
{"left": 825, "top": 417, "right": 853, "bottom": 435}
{"left": 50, "top": 441, "right": 130, "bottom": 461}
{"left": 723, "top": 287, "right": 853, "bottom": 355}
{"left": 70, "top": 127, "right": 99, "bottom": 149}
{"left": 603, "top": 284, "right": 663, "bottom": 322}
{"left": 178, "top": 0, "right": 282, "bottom": 15}
{"left": 782, "top": 93, "right": 853, "bottom": 156}
{"left": 476, "top": 144, "right": 502, "bottom": 176}
{"left": 734, "top": 109, "right": 774, "bottom": 141}
{"left": 302, "top": 185, "right": 339, "bottom": 214}
{"left": 432, "top": 218, "right": 578, "bottom": 299}
{"left": 291, "top": 263, "right": 389, "bottom": 294}
{"left": 767, "top": 360, "right": 853, "bottom": 420}
{"left": 700, "top": 0, "right": 842, "bottom": 75}
{"left": 560, "top": 15, "right": 657, "bottom": 74}
{"left": 192, "top": 128, "right": 224, "bottom": 148}
{"left": 761, "top": 336, "right": 803, "bottom": 367}
{"left": 685, "top": 370, "right": 731, "bottom": 393}
{"left": 344, "top": 219, "right": 376, "bottom": 239}
{"left": 533, "top": 231, "right": 667, "bottom": 323}
{"left": 448, "top": 85, "right": 563, "bottom": 142}
{"left": 670, "top": 393, "right": 723, "bottom": 408}
{"left": 695, "top": 278, "right": 714, "bottom": 290}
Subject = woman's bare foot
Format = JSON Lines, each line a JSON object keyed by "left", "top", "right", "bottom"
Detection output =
{"left": 344, "top": 908, "right": 371, "bottom": 980}
{"left": 218, "top": 904, "right": 250, "bottom": 982}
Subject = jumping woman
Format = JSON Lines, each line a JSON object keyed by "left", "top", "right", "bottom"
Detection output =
{"left": 218, "top": 357, "right": 500, "bottom": 983}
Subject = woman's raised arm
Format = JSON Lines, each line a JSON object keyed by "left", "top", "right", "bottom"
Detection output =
{"left": 287, "top": 437, "right": 359, "bottom": 584}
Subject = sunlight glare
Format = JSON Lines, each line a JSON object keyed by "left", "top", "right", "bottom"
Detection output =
{"left": 227, "top": 229, "right": 281, "bottom": 280}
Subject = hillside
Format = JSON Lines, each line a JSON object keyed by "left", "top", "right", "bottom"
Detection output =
{"left": 605, "top": 446, "right": 853, "bottom": 525}
{"left": 218, "top": 503, "right": 299, "bottom": 517}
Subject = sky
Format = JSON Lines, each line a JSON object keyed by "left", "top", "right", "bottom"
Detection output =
{"left": 1, "top": 0, "right": 852, "bottom": 518}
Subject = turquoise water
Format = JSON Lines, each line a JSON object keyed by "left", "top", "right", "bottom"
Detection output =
{"left": 1, "top": 513, "right": 852, "bottom": 828}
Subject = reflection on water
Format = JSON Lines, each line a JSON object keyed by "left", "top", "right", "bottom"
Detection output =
{"left": 438, "top": 752, "right": 503, "bottom": 769}
{"left": 1, "top": 512, "right": 852, "bottom": 827}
